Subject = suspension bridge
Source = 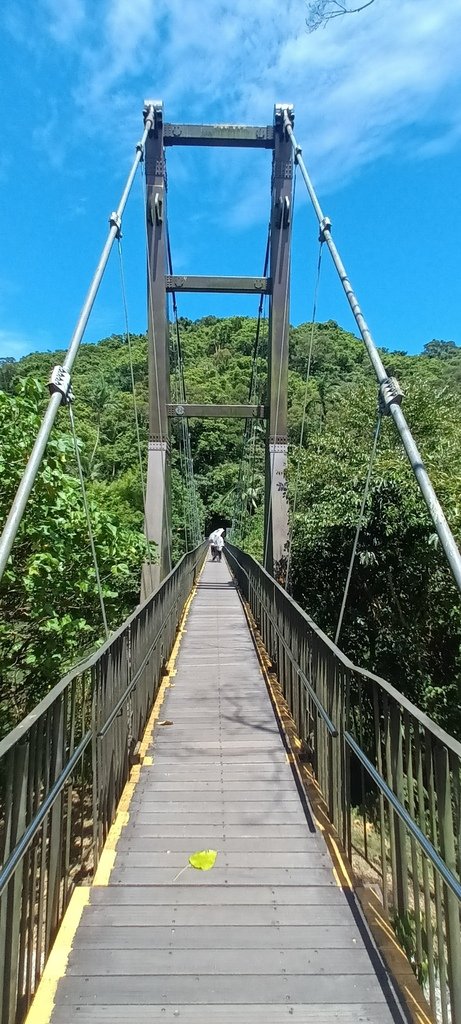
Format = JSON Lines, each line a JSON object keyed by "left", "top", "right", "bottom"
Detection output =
{"left": 0, "top": 102, "right": 460, "bottom": 1024}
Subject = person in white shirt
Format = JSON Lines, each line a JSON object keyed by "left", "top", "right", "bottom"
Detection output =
{"left": 209, "top": 527, "right": 225, "bottom": 562}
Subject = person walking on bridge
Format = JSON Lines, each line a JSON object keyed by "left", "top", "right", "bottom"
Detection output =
{"left": 209, "top": 527, "right": 225, "bottom": 562}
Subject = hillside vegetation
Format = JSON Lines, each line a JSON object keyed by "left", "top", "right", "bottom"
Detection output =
{"left": 0, "top": 320, "right": 460, "bottom": 737}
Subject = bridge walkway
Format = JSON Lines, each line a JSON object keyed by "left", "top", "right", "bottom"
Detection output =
{"left": 48, "top": 558, "right": 407, "bottom": 1023}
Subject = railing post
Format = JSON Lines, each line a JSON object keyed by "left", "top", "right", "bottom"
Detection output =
{"left": 1, "top": 742, "right": 28, "bottom": 1024}
{"left": 435, "top": 744, "right": 461, "bottom": 1024}
{"left": 45, "top": 696, "right": 65, "bottom": 955}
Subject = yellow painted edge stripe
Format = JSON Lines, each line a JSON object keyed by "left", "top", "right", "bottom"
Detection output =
{"left": 93, "top": 557, "right": 205, "bottom": 887}
{"left": 239, "top": 591, "right": 436, "bottom": 1024}
{"left": 24, "top": 887, "right": 90, "bottom": 1024}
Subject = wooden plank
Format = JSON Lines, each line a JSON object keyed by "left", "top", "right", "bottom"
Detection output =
{"left": 51, "top": 1003, "right": 399, "bottom": 1023}
{"left": 52, "top": 974, "right": 389, "bottom": 1004}
{"left": 108, "top": 867, "right": 335, "bottom": 886}
{"left": 77, "top": 904, "right": 355, "bottom": 928}
{"left": 72, "top": 924, "right": 366, "bottom": 949}
{"left": 67, "top": 947, "right": 376, "bottom": 976}
{"left": 88, "top": 884, "right": 347, "bottom": 907}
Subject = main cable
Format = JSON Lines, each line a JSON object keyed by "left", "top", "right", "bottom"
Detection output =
{"left": 281, "top": 108, "right": 461, "bottom": 597}
{"left": 0, "top": 104, "right": 156, "bottom": 584}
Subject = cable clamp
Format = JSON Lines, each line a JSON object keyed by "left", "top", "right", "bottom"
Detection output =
{"left": 48, "top": 366, "right": 73, "bottom": 405}
{"left": 379, "top": 376, "right": 404, "bottom": 414}
{"left": 319, "top": 216, "right": 331, "bottom": 242}
{"left": 136, "top": 140, "right": 144, "bottom": 160}
{"left": 109, "top": 211, "right": 122, "bottom": 237}
{"left": 295, "top": 144, "right": 302, "bottom": 161}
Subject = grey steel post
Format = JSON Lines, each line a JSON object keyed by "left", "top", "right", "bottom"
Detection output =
{"left": 264, "top": 104, "right": 293, "bottom": 577}
{"left": 0, "top": 105, "right": 155, "bottom": 584}
{"left": 282, "top": 109, "right": 461, "bottom": 597}
{"left": 142, "top": 100, "right": 172, "bottom": 596}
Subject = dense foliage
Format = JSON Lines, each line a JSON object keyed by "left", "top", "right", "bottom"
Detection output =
{"left": 0, "top": 320, "right": 460, "bottom": 737}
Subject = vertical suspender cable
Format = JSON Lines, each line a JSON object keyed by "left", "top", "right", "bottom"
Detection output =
{"left": 233, "top": 229, "right": 270, "bottom": 542}
{"left": 0, "top": 105, "right": 156, "bottom": 583}
{"left": 117, "top": 238, "right": 153, "bottom": 569}
{"left": 68, "top": 405, "right": 109, "bottom": 639}
{"left": 285, "top": 241, "right": 323, "bottom": 590}
{"left": 282, "top": 109, "right": 461, "bottom": 597}
{"left": 334, "top": 414, "right": 381, "bottom": 645}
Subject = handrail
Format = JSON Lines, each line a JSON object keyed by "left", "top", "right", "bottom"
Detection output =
{"left": 226, "top": 542, "right": 461, "bottom": 1024}
{"left": 226, "top": 544, "right": 461, "bottom": 758}
{"left": 0, "top": 541, "right": 207, "bottom": 1024}
{"left": 225, "top": 546, "right": 338, "bottom": 736}
{"left": 0, "top": 545, "right": 205, "bottom": 759}
{"left": 345, "top": 732, "right": 461, "bottom": 903}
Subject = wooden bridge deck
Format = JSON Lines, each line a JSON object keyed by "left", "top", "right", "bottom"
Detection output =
{"left": 49, "top": 559, "right": 406, "bottom": 1023}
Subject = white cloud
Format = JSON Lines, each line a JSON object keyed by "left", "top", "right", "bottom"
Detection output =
{"left": 43, "top": 0, "right": 86, "bottom": 43}
{"left": 34, "top": 0, "right": 461, "bottom": 194}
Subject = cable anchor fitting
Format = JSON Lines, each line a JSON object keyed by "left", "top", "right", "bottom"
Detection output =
{"left": 48, "top": 366, "right": 73, "bottom": 405}
{"left": 379, "top": 376, "right": 404, "bottom": 415}
{"left": 319, "top": 217, "right": 331, "bottom": 243}
{"left": 109, "top": 211, "right": 122, "bottom": 238}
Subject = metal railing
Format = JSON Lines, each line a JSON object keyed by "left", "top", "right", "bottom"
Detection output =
{"left": 0, "top": 542, "right": 206, "bottom": 1024}
{"left": 226, "top": 544, "right": 461, "bottom": 1024}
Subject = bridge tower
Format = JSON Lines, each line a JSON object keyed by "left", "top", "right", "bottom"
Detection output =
{"left": 141, "top": 101, "right": 294, "bottom": 593}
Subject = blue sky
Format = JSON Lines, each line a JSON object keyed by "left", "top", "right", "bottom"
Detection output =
{"left": 1, "top": 0, "right": 461, "bottom": 361}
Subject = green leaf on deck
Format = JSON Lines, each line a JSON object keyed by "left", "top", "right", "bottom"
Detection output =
{"left": 189, "top": 849, "right": 217, "bottom": 871}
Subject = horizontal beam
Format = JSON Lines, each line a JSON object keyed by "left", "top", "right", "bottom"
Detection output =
{"left": 164, "top": 124, "right": 274, "bottom": 148}
{"left": 165, "top": 276, "right": 271, "bottom": 294}
{"left": 167, "top": 404, "right": 268, "bottom": 419}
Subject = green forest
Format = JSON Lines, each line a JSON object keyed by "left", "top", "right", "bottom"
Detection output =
{"left": 0, "top": 319, "right": 460, "bottom": 739}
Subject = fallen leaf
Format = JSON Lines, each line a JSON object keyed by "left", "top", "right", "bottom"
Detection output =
{"left": 158, "top": 720, "right": 174, "bottom": 727}
{"left": 189, "top": 849, "right": 218, "bottom": 871}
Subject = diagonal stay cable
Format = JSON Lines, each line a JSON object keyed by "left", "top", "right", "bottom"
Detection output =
{"left": 285, "top": 241, "right": 324, "bottom": 591}
{"left": 0, "top": 104, "right": 156, "bottom": 584}
{"left": 117, "top": 237, "right": 153, "bottom": 568}
{"left": 282, "top": 107, "right": 461, "bottom": 598}
{"left": 335, "top": 412, "right": 382, "bottom": 645}
{"left": 68, "top": 405, "right": 109, "bottom": 640}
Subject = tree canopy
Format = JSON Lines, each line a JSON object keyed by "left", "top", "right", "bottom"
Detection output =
{"left": 1, "top": 317, "right": 460, "bottom": 738}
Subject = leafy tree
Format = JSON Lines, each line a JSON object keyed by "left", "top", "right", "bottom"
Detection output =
{"left": 0, "top": 379, "right": 152, "bottom": 736}
{"left": 2, "top": 319, "right": 460, "bottom": 738}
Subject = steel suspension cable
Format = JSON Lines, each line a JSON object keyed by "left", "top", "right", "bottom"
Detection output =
{"left": 0, "top": 106, "right": 155, "bottom": 584}
{"left": 281, "top": 108, "right": 461, "bottom": 597}
{"left": 233, "top": 228, "right": 270, "bottom": 542}
{"left": 68, "top": 405, "right": 109, "bottom": 639}
{"left": 117, "top": 238, "right": 153, "bottom": 568}
{"left": 285, "top": 241, "right": 324, "bottom": 590}
{"left": 335, "top": 414, "right": 382, "bottom": 645}
{"left": 166, "top": 224, "right": 201, "bottom": 546}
